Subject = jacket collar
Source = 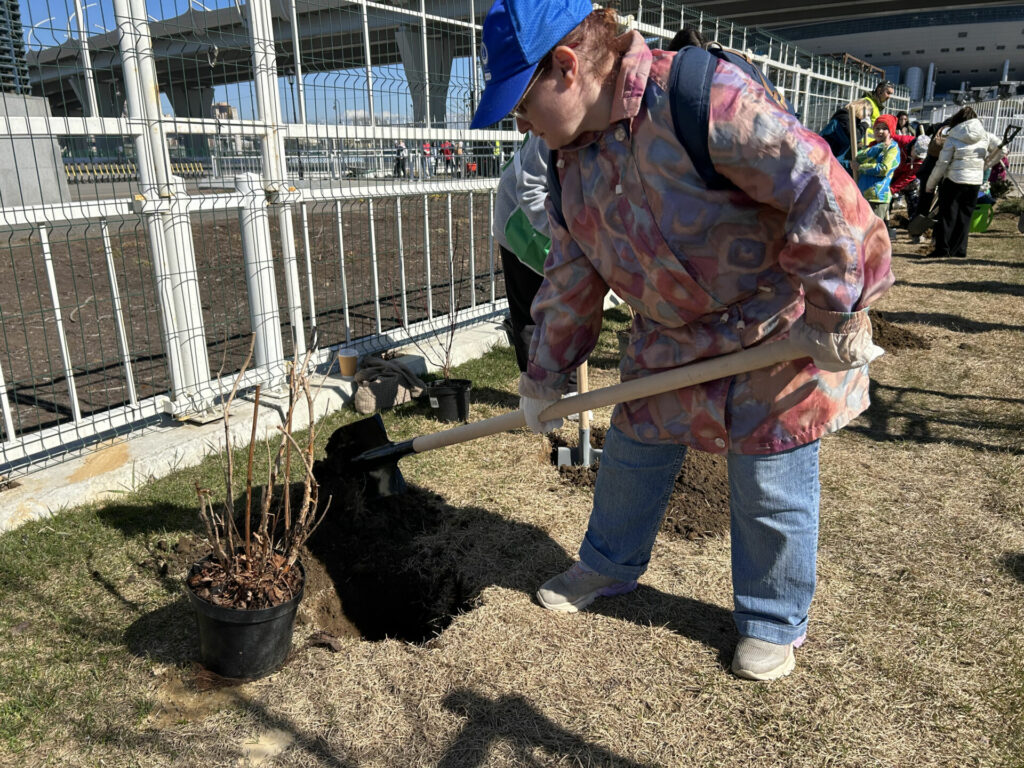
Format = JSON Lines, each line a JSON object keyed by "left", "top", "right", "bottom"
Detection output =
{"left": 560, "top": 30, "right": 651, "bottom": 151}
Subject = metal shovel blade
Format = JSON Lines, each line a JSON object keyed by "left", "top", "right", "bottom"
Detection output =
{"left": 907, "top": 213, "right": 934, "bottom": 237}
{"left": 323, "top": 413, "right": 408, "bottom": 498}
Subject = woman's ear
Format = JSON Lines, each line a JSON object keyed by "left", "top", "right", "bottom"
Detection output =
{"left": 551, "top": 45, "right": 579, "bottom": 85}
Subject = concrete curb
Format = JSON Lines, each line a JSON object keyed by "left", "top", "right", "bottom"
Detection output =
{"left": 0, "top": 319, "right": 510, "bottom": 532}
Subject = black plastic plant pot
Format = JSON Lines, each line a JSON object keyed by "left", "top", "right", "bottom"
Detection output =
{"left": 187, "top": 560, "right": 305, "bottom": 680}
{"left": 426, "top": 378, "right": 471, "bottom": 423}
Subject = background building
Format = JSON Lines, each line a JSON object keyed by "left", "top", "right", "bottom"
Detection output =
{"left": 692, "top": 1, "right": 1024, "bottom": 101}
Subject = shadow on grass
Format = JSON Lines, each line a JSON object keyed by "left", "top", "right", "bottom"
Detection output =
{"left": 96, "top": 488, "right": 734, "bottom": 664}
{"left": 852, "top": 380, "right": 1024, "bottom": 455}
{"left": 468, "top": 385, "right": 519, "bottom": 410}
{"left": 437, "top": 690, "right": 656, "bottom": 768}
{"left": 1000, "top": 553, "right": 1024, "bottom": 585}
{"left": 901, "top": 280, "right": 1024, "bottom": 297}
{"left": 874, "top": 309, "right": 1023, "bottom": 334}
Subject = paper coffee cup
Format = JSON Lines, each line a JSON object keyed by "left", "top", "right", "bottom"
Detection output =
{"left": 337, "top": 349, "right": 358, "bottom": 377}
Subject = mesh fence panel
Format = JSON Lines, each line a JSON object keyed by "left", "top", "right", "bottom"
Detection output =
{"left": 1, "top": 0, "right": 911, "bottom": 473}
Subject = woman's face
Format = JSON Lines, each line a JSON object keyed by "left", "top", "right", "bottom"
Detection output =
{"left": 513, "top": 46, "right": 596, "bottom": 149}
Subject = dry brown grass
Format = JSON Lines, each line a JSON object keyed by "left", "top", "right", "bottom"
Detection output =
{"left": 1, "top": 214, "right": 1023, "bottom": 767}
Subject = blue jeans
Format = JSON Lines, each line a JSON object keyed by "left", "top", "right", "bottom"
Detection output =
{"left": 579, "top": 424, "right": 820, "bottom": 645}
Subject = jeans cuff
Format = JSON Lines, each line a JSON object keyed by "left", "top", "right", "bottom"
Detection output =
{"left": 579, "top": 537, "right": 645, "bottom": 582}
{"left": 733, "top": 614, "right": 808, "bottom": 645}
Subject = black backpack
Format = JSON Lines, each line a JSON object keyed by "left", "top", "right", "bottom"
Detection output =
{"left": 547, "top": 45, "right": 797, "bottom": 215}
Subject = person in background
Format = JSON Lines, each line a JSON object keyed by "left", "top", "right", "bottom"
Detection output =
{"left": 925, "top": 108, "right": 1006, "bottom": 258}
{"left": 988, "top": 155, "right": 1011, "bottom": 199}
{"left": 455, "top": 141, "right": 465, "bottom": 178}
{"left": 855, "top": 114, "right": 900, "bottom": 221}
{"left": 420, "top": 141, "right": 432, "bottom": 179}
{"left": 471, "top": 0, "right": 892, "bottom": 681}
{"left": 441, "top": 139, "right": 455, "bottom": 175}
{"left": 393, "top": 140, "right": 408, "bottom": 178}
{"left": 859, "top": 79, "right": 895, "bottom": 146}
{"left": 895, "top": 111, "right": 913, "bottom": 136}
{"left": 666, "top": 26, "right": 705, "bottom": 51}
{"left": 493, "top": 134, "right": 550, "bottom": 373}
{"left": 819, "top": 97, "right": 874, "bottom": 174}
{"left": 889, "top": 128, "right": 925, "bottom": 217}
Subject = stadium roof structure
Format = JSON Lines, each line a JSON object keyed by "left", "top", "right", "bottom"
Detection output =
{"left": 691, "top": 1, "right": 1024, "bottom": 99}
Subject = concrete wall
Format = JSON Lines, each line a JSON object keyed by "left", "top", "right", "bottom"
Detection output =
{"left": 0, "top": 95, "right": 71, "bottom": 208}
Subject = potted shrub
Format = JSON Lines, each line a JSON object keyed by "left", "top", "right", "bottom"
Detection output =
{"left": 187, "top": 342, "right": 327, "bottom": 679}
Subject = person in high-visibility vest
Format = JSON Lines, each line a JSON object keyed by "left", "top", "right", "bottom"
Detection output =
{"left": 859, "top": 79, "right": 895, "bottom": 146}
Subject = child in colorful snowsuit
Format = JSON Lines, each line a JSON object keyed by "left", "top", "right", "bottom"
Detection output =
{"left": 856, "top": 114, "right": 901, "bottom": 220}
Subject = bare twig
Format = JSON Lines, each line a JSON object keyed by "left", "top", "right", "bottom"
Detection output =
{"left": 245, "top": 384, "right": 261, "bottom": 561}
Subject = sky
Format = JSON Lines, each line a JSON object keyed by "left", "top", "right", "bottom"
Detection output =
{"left": 21, "top": 0, "right": 480, "bottom": 126}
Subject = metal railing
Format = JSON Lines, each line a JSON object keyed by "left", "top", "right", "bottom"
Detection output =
{"left": 1, "top": 0, "right": 908, "bottom": 476}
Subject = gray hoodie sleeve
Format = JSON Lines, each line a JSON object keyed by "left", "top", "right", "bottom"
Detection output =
{"left": 514, "top": 137, "right": 551, "bottom": 238}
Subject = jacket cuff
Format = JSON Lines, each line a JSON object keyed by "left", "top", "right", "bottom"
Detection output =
{"left": 803, "top": 302, "right": 871, "bottom": 334}
{"left": 519, "top": 368, "right": 570, "bottom": 400}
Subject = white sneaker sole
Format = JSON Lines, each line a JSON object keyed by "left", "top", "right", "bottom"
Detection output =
{"left": 732, "top": 649, "right": 796, "bottom": 681}
{"left": 536, "top": 580, "right": 638, "bottom": 613}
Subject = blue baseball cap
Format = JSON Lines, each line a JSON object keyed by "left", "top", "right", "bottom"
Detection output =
{"left": 469, "top": 0, "right": 593, "bottom": 129}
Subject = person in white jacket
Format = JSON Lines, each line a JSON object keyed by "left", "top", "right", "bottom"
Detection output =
{"left": 925, "top": 108, "right": 1005, "bottom": 258}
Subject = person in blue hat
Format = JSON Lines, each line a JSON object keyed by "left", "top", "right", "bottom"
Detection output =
{"left": 472, "top": 0, "right": 893, "bottom": 681}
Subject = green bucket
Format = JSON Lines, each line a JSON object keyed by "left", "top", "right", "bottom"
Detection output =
{"left": 970, "top": 203, "right": 993, "bottom": 233}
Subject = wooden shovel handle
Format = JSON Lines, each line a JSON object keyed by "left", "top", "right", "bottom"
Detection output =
{"left": 578, "top": 361, "right": 589, "bottom": 431}
{"left": 411, "top": 339, "right": 801, "bottom": 455}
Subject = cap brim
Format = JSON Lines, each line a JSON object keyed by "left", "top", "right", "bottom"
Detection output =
{"left": 469, "top": 64, "right": 538, "bottom": 129}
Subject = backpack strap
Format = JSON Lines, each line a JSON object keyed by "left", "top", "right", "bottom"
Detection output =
{"left": 668, "top": 47, "right": 735, "bottom": 191}
{"left": 546, "top": 149, "right": 568, "bottom": 230}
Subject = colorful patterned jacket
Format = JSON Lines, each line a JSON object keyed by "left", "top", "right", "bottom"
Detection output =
{"left": 855, "top": 140, "right": 900, "bottom": 203}
{"left": 519, "top": 32, "right": 894, "bottom": 455}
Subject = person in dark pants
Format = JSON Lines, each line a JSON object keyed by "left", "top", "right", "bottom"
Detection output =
{"left": 931, "top": 180, "right": 982, "bottom": 259}
{"left": 493, "top": 134, "right": 551, "bottom": 372}
{"left": 925, "top": 109, "right": 1005, "bottom": 258}
{"left": 500, "top": 248, "right": 544, "bottom": 372}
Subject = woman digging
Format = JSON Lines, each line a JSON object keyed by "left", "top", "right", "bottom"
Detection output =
{"left": 470, "top": 0, "right": 893, "bottom": 680}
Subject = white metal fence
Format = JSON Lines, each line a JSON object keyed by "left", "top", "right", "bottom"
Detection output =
{"left": 0, "top": 0, "right": 909, "bottom": 476}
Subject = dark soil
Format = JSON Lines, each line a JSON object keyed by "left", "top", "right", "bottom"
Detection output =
{"left": 1, "top": 199, "right": 498, "bottom": 444}
{"left": 550, "top": 427, "right": 731, "bottom": 540}
{"left": 185, "top": 551, "right": 304, "bottom": 610}
{"left": 143, "top": 529, "right": 362, "bottom": 643}
{"left": 872, "top": 314, "right": 931, "bottom": 351}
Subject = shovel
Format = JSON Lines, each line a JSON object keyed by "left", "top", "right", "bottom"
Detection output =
{"left": 326, "top": 338, "right": 803, "bottom": 498}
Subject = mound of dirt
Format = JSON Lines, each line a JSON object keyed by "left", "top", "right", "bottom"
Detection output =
{"left": 872, "top": 315, "right": 931, "bottom": 351}
{"left": 550, "top": 429, "right": 730, "bottom": 540}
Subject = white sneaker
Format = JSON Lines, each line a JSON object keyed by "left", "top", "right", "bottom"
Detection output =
{"left": 731, "top": 634, "right": 805, "bottom": 681}
{"left": 536, "top": 561, "right": 638, "bottom": 612}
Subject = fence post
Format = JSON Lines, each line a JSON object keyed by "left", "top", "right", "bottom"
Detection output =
{"left": 113, "top": 0, "right": 190, "bottom": 402}
{"left": 237, "top": 173, "right": 286, "bottom": 372}
{"left": 163, "top": 176, "right": 211, "bottom": 391}
{"left": 248, "top": 0, "right": 306, "bottom": 360}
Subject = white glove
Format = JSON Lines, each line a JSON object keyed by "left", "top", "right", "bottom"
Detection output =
{"left": 789, "top": 313, "right": 884, "bottom": 372}
{"left": 520, "top": 395, "right": 563, "bottom": 434}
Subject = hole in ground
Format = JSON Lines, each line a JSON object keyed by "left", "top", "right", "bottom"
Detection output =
{"left": 549, "top": 426, "right": 731, "bottom": 541}
{"left": 308, "top": 455, "right": 473, "bottom": 644}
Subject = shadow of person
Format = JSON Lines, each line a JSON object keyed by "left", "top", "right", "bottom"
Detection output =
{"left": 124, "top": 595, "right": 198, "bottom": 665}
{"left": 306, "top": 468, "right": 734, "bottom": 657}
{"left": 437, "top": 690, "right": 657, "bottom": 768}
